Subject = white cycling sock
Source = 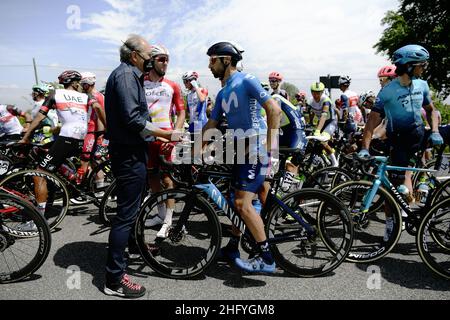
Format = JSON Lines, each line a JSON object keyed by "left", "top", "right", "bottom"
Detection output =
{"left": 330, "top": 153, "right": 338, "bottom": 167}
{"left": 164, "top": 208, "right": 174, "bottom": 226}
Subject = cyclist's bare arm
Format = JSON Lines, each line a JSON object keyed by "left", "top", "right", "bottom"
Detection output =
{"left": 20, "top": 112, "right": 47, "bottom": 143}
{"left": 423, "top": 103, "right": 439, "bottom": 133}
{"left": 361, "top": 111, "right": 382, "bottom": 150}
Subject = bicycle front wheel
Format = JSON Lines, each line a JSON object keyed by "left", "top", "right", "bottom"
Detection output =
{"left": 331, "top": 180, "right": 402, "bottom": 263}
{"left": 416, "top": 197, "right": 450, "bottom": 279}
{"left": 135, "top": 189, "right": 221, "bottom": 279}
{"left": 0, "top": 192, "right": 51, "bottom": 283}
{"left": 265, "top": 188, "right": 353, "bottom": 277}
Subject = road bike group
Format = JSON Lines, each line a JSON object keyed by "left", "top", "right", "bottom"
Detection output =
{"left": 0, "top": 43, "right": 449, "bottom": 285}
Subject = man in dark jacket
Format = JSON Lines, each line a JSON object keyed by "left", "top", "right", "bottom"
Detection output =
{"left": 103, "top": 34, "right": 177, "bottom": 299}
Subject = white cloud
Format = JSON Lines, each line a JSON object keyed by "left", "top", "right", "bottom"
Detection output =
{"left": 67, "top": 0, "right": 399, "bottom": 96}
{"left": 71, "top": 0, "right": 165, "bottom": 45}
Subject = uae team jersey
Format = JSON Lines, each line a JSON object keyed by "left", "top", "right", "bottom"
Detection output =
{"left": 372, "top": 78, "right": 431, "bottom": 133}
{"left": 40, "top": 89, "right": 97, "bottom": 140}
{"left": 211, "top": 72, "right": 270, "bottom": 138}
{"left": 144, "top": 77, "right": 185, "bottom": 130}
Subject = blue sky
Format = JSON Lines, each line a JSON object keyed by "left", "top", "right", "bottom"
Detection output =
{"left": 0, "top": 0, "right": 405, "bottom": 109}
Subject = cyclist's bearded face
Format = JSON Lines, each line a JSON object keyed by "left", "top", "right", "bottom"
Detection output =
{"left": 209, "top": 56, "right": 227, "bottom": 80}
{"left": 154, "top": 55, "right": 169, "bottom": 77}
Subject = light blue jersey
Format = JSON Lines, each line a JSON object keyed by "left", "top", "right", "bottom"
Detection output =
{"left": 211, "top": 72, "right": 271, "bottom": 136}
{"left": 373, "top": 78, "right": 431, "bottom": 133}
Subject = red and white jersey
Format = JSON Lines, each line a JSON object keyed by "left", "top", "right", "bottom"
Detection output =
{"left": 342, "top": 89, "right": 363, "bottom": 123}
{"left": 87, "top": 91, "right": 105, "bottom": 133}
{"left": 0, "top": 105, "right": 23, "bottom": 135}
{"left": 41, "top": 89, "right": 96, "bottom": 140}
{"left": 143, "top": 77, "right": 185, "bottom": 130}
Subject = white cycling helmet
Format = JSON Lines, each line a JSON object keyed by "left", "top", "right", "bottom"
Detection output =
{"left": 359, "top": 90, "right": 376, "bottom": 105}
{"left": 338, "top": 75, "right": 351, "bottom": 86}
{"left": 182, "top": 71, "right": 199, "bottom": 81}
{"left": 80, "top": 72, "right": 97, "bottom": 85}
{"left": 150, "top": 44, "right": 170, "bottom": 58}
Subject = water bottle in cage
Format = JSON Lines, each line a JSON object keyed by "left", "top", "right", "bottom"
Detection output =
{"left": 416, "top": 182, "right": 429, "bottom": 204}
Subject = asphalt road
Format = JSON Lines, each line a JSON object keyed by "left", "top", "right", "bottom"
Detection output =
{"left": 1, "top": 203, "right": 449, "bottom": 301}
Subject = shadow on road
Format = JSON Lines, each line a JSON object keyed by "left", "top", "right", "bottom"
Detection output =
{"left": 53, "top": 241, "right": 107, "bottom": 291}
{"left": 355, "top": 256, "right": 450, "bottom": 291}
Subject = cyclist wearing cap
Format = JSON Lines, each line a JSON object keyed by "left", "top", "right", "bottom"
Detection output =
{"left": 203, "top": 41, "right": 281, "bottom": 274}
{"left": 359, "top": 44, "right": 443, "bottom": 241}
{"left": 378, "top": 65, "right": 397, "bottom": 88}
{"left": 182, "top": 71, "right": 208, "bottom": 134}
{"left": 308, "top": 81, "right": 338, "bottom": 167}
{"left": 143, "top": 44, "right": 186, "bottom": 238}
{"left": 269, "top": 72, "right": 289, "bottom": 100}
{"left": 0, "top": 104, "right": 31, "bottom": 141}
{"left": 19, "top": 70, "right": 103, "bottom": 223}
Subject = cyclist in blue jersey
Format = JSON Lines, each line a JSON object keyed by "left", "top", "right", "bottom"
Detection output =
{"left": 202, "top": 41, "right": 282, "bottom": 274}
{"left": 182, "top": 71, "right": 209, "bottom": 134}
{"left": 359, "top": 44, "right": 443, "bottom": 239}
{"left": 260, "top": 82, "right": 307, "bottom": 190}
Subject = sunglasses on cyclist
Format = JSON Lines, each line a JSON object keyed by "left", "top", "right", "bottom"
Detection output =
{"left": 209, "top": 55, "right": 229, "bottom": 64}
{"left": 155, "top": 56, "right": 169, "bottom": 63}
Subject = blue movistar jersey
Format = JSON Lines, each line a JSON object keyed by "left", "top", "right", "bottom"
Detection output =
{"left": 272, "top": 95, "right": 304, "bottom": 130}
{"left": 273, "top": 94, "right": 307, "bottom": 151}
{"left": 211, "top": 72, "right": 270, "bottom": 137}
{"left": 372, "top": 78, "right": 431, "bottom": 133}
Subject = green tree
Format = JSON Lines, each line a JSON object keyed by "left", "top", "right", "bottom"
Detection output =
{"left": 374, "top": 0, "right": 450, "bottom": 98}
{"left": 281, "top": 82, "right": 299, "bottom": 104}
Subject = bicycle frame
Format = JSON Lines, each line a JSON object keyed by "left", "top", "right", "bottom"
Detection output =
{"left": 361, "top": 156, "right": 437, "bottom": 217}
{"left": 194, "top": 180, "right": 316, "bottom": 240}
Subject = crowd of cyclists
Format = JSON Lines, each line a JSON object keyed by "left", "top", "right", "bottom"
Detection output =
{"left": 0, "top": 40, "right": 449, "bottom": 297}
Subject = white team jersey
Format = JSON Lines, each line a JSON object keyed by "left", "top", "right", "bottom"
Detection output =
{"left": 308, "top": 95, "right": 333, "bottom": 118}
{"left": 0, "top": 105, "right": 23, "bottom": 135}
{"left": 143, "top": 78, "right": 184, "bottom": 130}
{"left": 41, "top": 89, "right": 91, "bottom": 140}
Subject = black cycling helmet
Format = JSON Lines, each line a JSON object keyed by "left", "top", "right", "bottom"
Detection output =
{"left": 207, "top": 42, "right": 244, "bottom": 62}
{"left": 58, "top": 70, "right": 82, "bottom": 85}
